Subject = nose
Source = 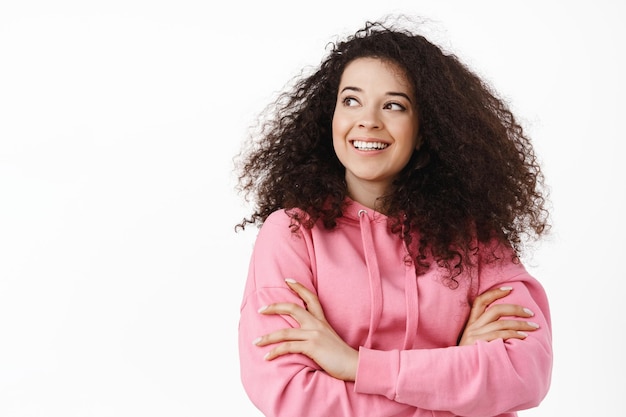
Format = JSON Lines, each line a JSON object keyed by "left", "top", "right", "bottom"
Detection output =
{"left": 358, "top": 108, "right": 381, "bottom": 129}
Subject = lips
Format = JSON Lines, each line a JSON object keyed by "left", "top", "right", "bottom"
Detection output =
{"left": 352, "top": 140, "right": 389, "bottom": 150}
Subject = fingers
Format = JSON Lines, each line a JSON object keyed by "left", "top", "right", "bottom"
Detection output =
{"left": 254, "top": 303, "right": 318, "bottom": 360}
{"left": 254, "top": 279, "right": 335, "bottom": 363}
{"left": 467, "top": 286, "right": 514, "bottom": 325}
{"left": 468, "top": 301, "right": 539, "bottom": 342}
{"left": 285, "top": 278, "right": 326, "bottom": 319}
{"left": 256, "top": 278, "right": 325, "bottom": 321}
{"left": 459, "top": 318, "right": 540, "bottom": 346}
{"left": 459, "top": 286, "right": 541, "bottom": 346}
{"left": 460, "top": 321, "right": 539, "bottom": 345}
{"left": 257, "top": 301, "right": 314, "bottom": 327}
{"left": 261, "top": 341, "right": 307, "bottom": 361}
{"left": 467, "top": 329, "right": 529, "bottom": 344}
{"left": 471, "top": 303, "right": 536, "bottom": 329}
{"left": 469, "top": 318, "right": 540, "bottom": 338}
{"left": 252, "top": 328, "right": 306, "bottom": 361}
{"left": 253, "top": 327, "right": 308, "bottom": 348}
{"left": 254, "top": 278, "right": 328, "bottom": 342}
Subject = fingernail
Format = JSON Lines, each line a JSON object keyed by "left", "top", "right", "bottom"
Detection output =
{"left": 263, "top": 352, "right": 270, "bottom": 360}
{"left": 285, "top": 278, "right": 297, "bottom": 284}
{"left": 252, "top": 337, "right": 262, "bottom": 345}
{"left": 517, "top": 331, "right": 528, "bottom": 338}
{"left": 523, "top": 308, "right": 535, "bottom": 316}
{"left": 526, "top": 321, "right": 540, "bottom": 328}
{"left": 500, "top": 286, "right": 513, "bottom": 291}
{"left": 258, "top": 305, "right": 268, "bottom": 313}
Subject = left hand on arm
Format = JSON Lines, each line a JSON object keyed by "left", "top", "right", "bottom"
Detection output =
{"left": 458, "top": 286, "right": 540, "bottom": 346}
{"left": 253, "top": 278, "right": 359, "bottom": 381}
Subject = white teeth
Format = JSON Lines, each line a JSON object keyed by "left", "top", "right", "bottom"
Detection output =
{"left": 352, "top": 140, "right": 389, "bottom": 150}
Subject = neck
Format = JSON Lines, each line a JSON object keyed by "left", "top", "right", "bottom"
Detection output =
{"left": 347, "top": 185, "right": 388, "bottom": 213}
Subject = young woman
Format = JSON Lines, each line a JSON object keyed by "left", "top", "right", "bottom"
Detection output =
{"left": 235, "top": 17, "right": 552, "bottom": 417}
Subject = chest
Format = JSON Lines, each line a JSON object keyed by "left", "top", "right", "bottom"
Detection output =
{"left": 310, "top": 226, "right": 472, "bottom": 349}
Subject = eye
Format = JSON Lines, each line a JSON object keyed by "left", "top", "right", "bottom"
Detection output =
{"left": 342, "top": 96, "right": 360, "bottom": 107}
{"left": 384, "top": 102, "right": 406, "bottom": 111}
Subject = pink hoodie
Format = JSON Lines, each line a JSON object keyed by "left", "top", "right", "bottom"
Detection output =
{"left": 238, "top": 199, "right": 552, "bottom": 417}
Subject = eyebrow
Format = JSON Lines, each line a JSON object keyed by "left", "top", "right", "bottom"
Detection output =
{"left": 340, "top": 86, "right": 413, "bottom": 103}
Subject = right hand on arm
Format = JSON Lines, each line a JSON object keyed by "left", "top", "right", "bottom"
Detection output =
{"left": 458, "top": 287, "right": 540, "bottom": 346}
{"left": 254, "top": 279, "right": 359, "bottom": 381}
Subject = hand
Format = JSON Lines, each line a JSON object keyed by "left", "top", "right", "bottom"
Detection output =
{"left": 458, "top": 287, "right": 540, "bottom": 346}
{"left": 254, "top": 278, "right": 359, "bottom": 381}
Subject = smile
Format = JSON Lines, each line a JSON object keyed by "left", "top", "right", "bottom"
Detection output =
{"left": 352, "top": 140, "right": 389, "bottom": 151}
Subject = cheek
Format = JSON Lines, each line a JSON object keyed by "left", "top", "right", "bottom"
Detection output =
{"left": 403, "top": 122, "right": 420, "bottom": 149}
{"left": 332, "top": 119, "right": 350, "bottom": 151}
{"left": 331, "top": 114, "right": 345, "bottom": 136}
{"left": 331, "top": 118, "right": 351, "bottom": 162}
{"left": 331, "top": 107, "right": 353, "bottom": 135}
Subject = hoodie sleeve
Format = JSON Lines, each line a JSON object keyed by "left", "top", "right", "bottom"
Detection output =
{"left": 354, "top": 243, "right": 553, "bottom": 417}
{"left": 238, "top": 211, "right": 430, "bottom": 417}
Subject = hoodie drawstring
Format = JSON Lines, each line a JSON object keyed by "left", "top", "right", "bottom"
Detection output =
{"left": 358, "top": 209, "right": 383, "bottom": 348}
{"left": 402, "top": 254, "right": 419, "bottom": 349}
{"left": 358, "top": 209, "right": 420, "bottom": 350}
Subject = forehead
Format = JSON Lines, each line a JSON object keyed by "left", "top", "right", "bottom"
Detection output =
{"left": 338, "top": 57, "right": 413, "bottom": 98}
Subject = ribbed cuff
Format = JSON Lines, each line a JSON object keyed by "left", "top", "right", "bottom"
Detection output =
{"left": 354, "top": 346, "right": 400, "bottom": 400}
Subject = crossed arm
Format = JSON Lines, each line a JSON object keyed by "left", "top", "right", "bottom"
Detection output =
{"left": 254, "top": 279, "right": 541, "bottom": 382}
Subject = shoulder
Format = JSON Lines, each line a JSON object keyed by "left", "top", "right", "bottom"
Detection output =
{"left": 264, "top": 209, "right": 293, "bottom": 226}
{"left": 258, "top": 208, "right": 313, "bottom": 239}
{"left": 263, "top": 208, "right": 309, "bottom": 228}
{"left": 475, "top": 238, "right": 532, "bottom": 283}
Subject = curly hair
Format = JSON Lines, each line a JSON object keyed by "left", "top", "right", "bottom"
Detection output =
{"left": 234, "top": 17, "right": 550, "bottom": 281}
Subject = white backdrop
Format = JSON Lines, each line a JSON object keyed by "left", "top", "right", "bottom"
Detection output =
{"left": 1, "top": 1, "right": 624, "bottom": 416}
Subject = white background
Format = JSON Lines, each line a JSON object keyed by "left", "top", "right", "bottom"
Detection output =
{"left": 1, "top": 1, "right": 624, "bottom": 416}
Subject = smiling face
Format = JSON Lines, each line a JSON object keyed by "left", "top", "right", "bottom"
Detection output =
{"left": 332, "top": 57, "right": 420, "bottom": 208}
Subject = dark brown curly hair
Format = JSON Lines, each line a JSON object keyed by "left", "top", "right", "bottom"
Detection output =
{"left": 234, "top": 17, "right": 550, "bottom": 281}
